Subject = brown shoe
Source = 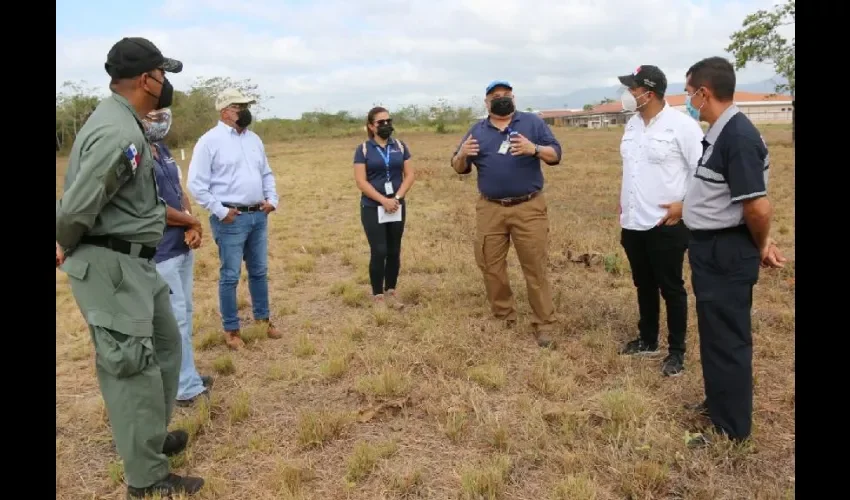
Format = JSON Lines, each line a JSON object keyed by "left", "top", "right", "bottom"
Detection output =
{"left": 259, "top": 319, "right": 282, "bottom": 339}
{"left": 224, "top": 330, "right": 245, "bottom": 350}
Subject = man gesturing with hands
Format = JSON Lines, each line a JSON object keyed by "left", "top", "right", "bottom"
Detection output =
{"left": 451, "top": 80, "right": 563, "bottom": 348}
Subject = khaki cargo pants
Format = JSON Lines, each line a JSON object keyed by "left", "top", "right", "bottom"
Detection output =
{"left": 474, "top": 192, "right": 557, "bottom": 333}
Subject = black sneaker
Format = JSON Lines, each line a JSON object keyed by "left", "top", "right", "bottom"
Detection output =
{"left": 127, "top": 473, "right": 205, "bottom": 499}
{"left": 619, "top": 338, "right": 660, "bottom": 357}
{"left": 176, "top": 390, "right": 210, "bottom": 408}
{"left": 162, "top": 430, "right": 188, "bottom": 456}
{"left": 684, "top": 400, "right": 709, "bottom": 417}
{"left": 662, "top": 352, "right": 685, "bottom": 377}
{"left": 686, "top": 432, "right": 711, "bottom": 449}
{"left": 176, "top": 376, "right": 213, "bottom": 408}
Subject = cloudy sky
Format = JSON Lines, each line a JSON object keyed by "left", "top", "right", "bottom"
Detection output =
{"left": 56, "top": 0, "right": 792, "bottom": 119}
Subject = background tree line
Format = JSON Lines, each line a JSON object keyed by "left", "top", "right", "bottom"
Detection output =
{"left": 56, "top": 0, "right": 793, "bottom": 153}
{"left": 55, "top": 76, "right": 482, "bottom": 153}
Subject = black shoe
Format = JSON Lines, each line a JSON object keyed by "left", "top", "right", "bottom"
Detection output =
{"left": 176, "top": 376, "right": 213, "bottom": 408}
{"left": 127, "top": 473, "right": 204, "bottom": 499}
{"left": 686, "top": 432, "right": 711, "bottom": 449}
{"left": 684, "top": 400, "right": 709, "bottom": 417}
{"left": 176, "top": 390, "right": 210, "bottom": 408}
{"left": 162, "top": 430, "right": 188, "bottom": 456}
{"left": 662, "top": 352, "right": 685, "bottom": 377}
{"left": 619, "top": 338, "right": 660, "bottom": 357}
{"left": 535, "top": 331, "right": 555, "bottom": 348}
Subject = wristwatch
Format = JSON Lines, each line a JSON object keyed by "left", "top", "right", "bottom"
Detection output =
{"left": 394, "top": 195, "right": 402, "bottom": 201}
{"left": 533, "top": 144, "right": 540, "bottom": 158}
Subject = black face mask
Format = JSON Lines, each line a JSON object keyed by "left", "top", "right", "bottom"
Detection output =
{"left": 489, "top": 96, "right": 515, "bottom": 117}
{"left": 236, "top": 109, "right": 252, "bottom": 128}
{"left": 146, "top": 74, "right": 174, "bottom": 109}
{"left": 376, "top": 124, "right": 394, "bottom": 139}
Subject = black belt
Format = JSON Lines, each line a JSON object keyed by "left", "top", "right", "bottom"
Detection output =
{"left": 484, "top": 190, "right": 541, "bottom": 207}
{"left": 79, "top": 235, "right": 157, "bottom": 259}
{"left": 222, "top": 203, "right": 262, "bottom": 212}
{"left": 689, "top": 225, "right": 749, "bottom": 241}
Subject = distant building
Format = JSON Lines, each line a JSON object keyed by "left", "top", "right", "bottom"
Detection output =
{"left": 537, "top": 92, "right": 793, "bottom": 128}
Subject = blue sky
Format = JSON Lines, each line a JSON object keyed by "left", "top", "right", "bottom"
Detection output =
{"left": 56, "top": 0, "right": 792, "bottom": 119}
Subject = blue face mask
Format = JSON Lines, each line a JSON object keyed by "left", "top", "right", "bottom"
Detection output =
{"left": 685, "top": 93, "right": 701, "bottom": 121}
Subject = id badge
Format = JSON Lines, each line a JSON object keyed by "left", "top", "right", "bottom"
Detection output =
{"left": 385, "top": 181, "right": 394, "bottom": 195}
{"left": 498, "top": 140, "right": 510, "bottom": 155}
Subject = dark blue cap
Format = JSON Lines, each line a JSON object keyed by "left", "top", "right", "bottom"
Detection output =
{"left": 485, "top": 80, "right": 512, "bottom": 95}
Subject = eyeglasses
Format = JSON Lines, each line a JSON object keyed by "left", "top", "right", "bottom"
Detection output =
{"left": 375, "top": 118, "right": 392, "bottom": 126}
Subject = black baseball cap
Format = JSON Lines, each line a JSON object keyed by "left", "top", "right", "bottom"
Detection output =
{"left": 105, "top": 37, "right": 183, "bottom": 79}
{"left": 618, "top": 65, "right": 667, "bottom": 95}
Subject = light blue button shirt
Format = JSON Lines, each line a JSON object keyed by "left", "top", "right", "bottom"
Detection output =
{"left": 187, "top": 121, "right": 279, "bottom": 220}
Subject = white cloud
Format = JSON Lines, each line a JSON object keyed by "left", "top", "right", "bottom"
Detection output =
{"left": 55, "top": 0, "right": 793, "bottom": 118}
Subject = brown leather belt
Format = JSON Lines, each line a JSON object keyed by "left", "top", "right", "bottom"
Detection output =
{"left": 484, "top": 190, "right": 541, "bottom": 207}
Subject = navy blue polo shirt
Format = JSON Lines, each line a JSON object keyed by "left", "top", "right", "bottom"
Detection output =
{"left": 453, "top": 111, "right": 562, "bottom": 199}
{"left": 353, "top": 138, "right": 411, "bottom": 208}
{"left": 683, "top": 105, "right": 770, "bottom": 231}
{"left": 152, "top": 142, "right": 191, "bottom": 263}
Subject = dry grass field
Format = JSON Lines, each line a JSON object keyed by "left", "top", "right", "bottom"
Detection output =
{"left": 55, "top": 124, "right": 795, "bottom": 500}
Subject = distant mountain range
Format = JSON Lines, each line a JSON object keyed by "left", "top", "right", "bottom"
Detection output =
{"left": 517, "top": 78, "right": 789, "bottom": 111}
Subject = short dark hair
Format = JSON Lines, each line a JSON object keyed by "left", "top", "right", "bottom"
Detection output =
{"left": 686, "top": 56, "right": 736, "bottom": 101}
{"left": 366, "top": 106, "right": 388, "bottom": 139}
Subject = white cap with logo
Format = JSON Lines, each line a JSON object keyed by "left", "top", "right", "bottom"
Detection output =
{"left": 215, "top": 87, "right": 257, "bottom": 111}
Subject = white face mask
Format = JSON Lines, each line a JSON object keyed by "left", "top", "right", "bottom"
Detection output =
{"left": 620, "top": 89, "right": 648, "bottom": 112}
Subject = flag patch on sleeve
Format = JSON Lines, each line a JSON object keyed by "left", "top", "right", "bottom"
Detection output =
{"left": 124, "top": 143, "right": 140, "bottom": 173}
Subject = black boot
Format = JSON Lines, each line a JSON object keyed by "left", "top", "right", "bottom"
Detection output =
{"left": 162, "top": 430, "right": 189, "bottom": 456}
{"left": 127, "top": 473, "right": 204, "bottom": 499}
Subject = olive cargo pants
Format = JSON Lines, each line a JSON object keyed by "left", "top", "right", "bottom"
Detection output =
{"left": 474, "top": 193, "right": 557, "bottom": 333}
{"left": 60, "top": 245, "right": 181, "bottom": 489}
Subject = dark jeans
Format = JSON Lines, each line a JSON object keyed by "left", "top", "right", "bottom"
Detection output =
{"left": 621, "top": 221, "right": 689, "bottom": 353}
{"left": 361, "top": 204, "right": 406, "bottom": 296}
{"left": 688, "top": 225, "right": 761, "bottom": 441}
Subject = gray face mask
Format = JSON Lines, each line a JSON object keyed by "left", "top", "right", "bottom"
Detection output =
{"left": 143, "top": 108, "right": 173, "bottom": 143}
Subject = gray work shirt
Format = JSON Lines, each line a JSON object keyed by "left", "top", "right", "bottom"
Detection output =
{"left": 682, "top": 105, "right": 770, "bottom": 230}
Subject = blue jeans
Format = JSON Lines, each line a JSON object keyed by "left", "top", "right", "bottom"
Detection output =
{"left": 155, "top": 250, "right": 207, "bottom": 401}
{"left": 209, "top": 211, "right": 270, "bottom": 331}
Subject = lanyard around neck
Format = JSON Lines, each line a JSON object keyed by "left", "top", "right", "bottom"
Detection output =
{"left": 374, "top": 141, "right": 392, "bottom": 181}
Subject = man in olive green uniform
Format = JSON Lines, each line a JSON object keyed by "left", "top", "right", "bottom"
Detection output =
{"left": 56, "top": 37, "right": 204, "bottom": 499}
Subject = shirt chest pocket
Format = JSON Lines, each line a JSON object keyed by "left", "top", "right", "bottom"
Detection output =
{"left": 620, "top": 131, "right": 637, "bottom": 159}
{"left": 646, "top": 132, "right": 677, "bottom": 164}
